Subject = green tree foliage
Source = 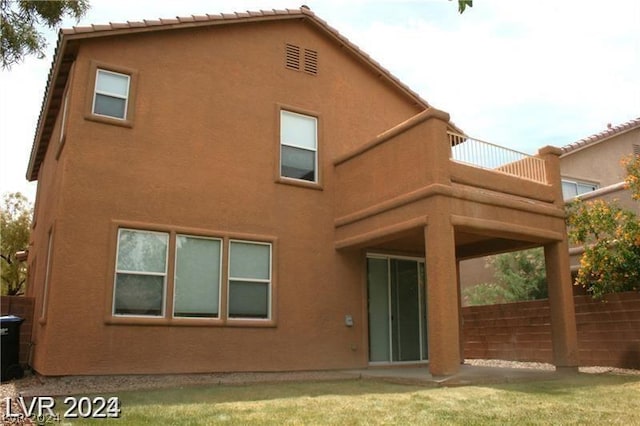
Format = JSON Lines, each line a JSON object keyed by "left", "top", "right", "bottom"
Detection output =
{"left": 566, "top": 154, "right": 640, "bottom": 298}
{"left": 623, "top": 154, "right": 640, "bottom": 200}
{"left": 1, "top": 192, "right": 32, "bottom": 295}
{"left": 1, "top": 0, "right": 89, "bottom": 69}
{"left": 456, "top": 0, "right": 473, "bottom": 14}
{"left": 566, "top": 156, "right": 640, "bottom": 299}
{"left": 463, "top": 248, "right": 547, "bottom": 306}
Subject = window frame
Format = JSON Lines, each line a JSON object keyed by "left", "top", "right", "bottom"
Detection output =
{"left": 227, "top": 239, "right": 273, "bottom": 321}
{"left": 561, "top": 178, "right": 599, "bottom": 200}
{"left": 172, "top": 234, "right": 223, "bottom": 319}
{"left": 93, "top": 69, "right": 130, "bottom": 120}
{"left": 105, "top": 222, "right": 276, "bottom": 327}
{"left": 112, "top": 228, "right": 169, "bottom": 318}
{"left": 56, "top": 61, "right": 75, "bottom": 160}
{"left": 276, "top": 105, "right": 322, "bottom": 190}
{"left": 38, "top": 228, "right": 54, "bottom": 324}
{"left": 85, "top": 61, "right": 138, "bottom": 128}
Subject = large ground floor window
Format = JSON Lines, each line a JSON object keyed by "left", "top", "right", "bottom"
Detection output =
{"left": 112, "top": 227, "right": 272, "bottom": 322}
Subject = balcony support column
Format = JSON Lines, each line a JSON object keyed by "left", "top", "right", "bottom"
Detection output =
{"left": 424, "top": 206, "right": 460, "bottom": 376}
{"left": 545, "top": 240, "right": 579, "bottom": 370}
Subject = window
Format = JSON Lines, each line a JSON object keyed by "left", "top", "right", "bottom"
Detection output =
{"left": 113, "top": 229, "right": 168, "bottom": 316}
{"left": 111, "top": 227, "right": 273, "bottom": 323}
{"left": 93, "top": 69, "right": 130, "bottom": 120}
{"left": 174, "top": 235, "right": 222, "bottom": 318}
{"left": 280, "top": 110, "right": 317, "bottom": 182}
{"left": 561, "top": 179, "right": 599, "bottom": 199}
{"left": 40, "top": 230, "right": 54, "bottom": 321}
{"left": 59, "top": 87, "right": 69, "bottom": 143}
{"left": 228, "top": 241, "right": 272, "bottom": 319}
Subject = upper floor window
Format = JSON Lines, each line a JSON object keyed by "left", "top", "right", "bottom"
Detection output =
{"left": 280, "top": 110, "right": 317, "bottom": 183}
{"left": 85, "top": 61, "right": 138, "bottom": 127}
{"left": 562, "top": 179, "right": 598, "bottom": 199}
{"left": 93, "top": 69, "right": 130, "bottom": 120}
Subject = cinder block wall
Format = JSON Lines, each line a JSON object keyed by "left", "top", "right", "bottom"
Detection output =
{"left": 462, "top": 292, "right": 640, "bottom": 369}
{"left": 1, "top": 296, "right": 35, "bottom": 366}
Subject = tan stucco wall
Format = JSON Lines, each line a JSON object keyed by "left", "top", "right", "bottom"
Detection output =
{"left": 28, "top": 17, "right": 577, "bottom": 376}
{"left": 560, "top": 127, "right": 640, "bottom": 186}
{"left": 28, "top": 19, "right": 424, "bottom": 375}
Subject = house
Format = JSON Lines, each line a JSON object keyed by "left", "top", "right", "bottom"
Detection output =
{"left": 24, "top": 7, "right": 578, "bottom": 377}
{"left": 560, "top": 117, "right": 640, "bottom": 273}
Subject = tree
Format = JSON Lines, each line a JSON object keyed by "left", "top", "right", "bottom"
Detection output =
{"left": 566, "top": 155, "right": 640, "bottom": 298}
{"left": 463, "top": 248, "right": 547, "bottom": 306}
{"left": 452, "top": 0, "right": 473, "bottom": 14}
{"left": 623, "top": 154, "right": 640, "bottom": 200}
{"left": 1, "top": 0, "right": 89, "bottom": 69}
{"left": 1, "top": 192, "right": 32, "bottom": 296}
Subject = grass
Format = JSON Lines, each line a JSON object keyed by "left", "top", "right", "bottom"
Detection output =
{"left": 55, "top": 374, "right": 640, "bottom": 425}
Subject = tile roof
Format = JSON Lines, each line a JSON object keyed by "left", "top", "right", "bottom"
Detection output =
{"left": 560, "top": 116, "right": 640, "bottom": 156}
{"left": 27, "top": 7, "right": 450, "bottom": 180}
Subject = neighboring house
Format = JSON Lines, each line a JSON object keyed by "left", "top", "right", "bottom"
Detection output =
{"left": 560, "top": 117, "right": 640, "bottom": 273}
{"left": 24, "top": 7, "right": 578, "bottom": 377}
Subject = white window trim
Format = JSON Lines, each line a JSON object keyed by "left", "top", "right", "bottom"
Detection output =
{"left": 172, "top": 234, "right": 223, "bottom": 319}
{"left": 280, "top": 110, "right": 318, "bottom": 183}
{"left": 227, "top": 239, "right": 273, "bottom": 320}
{"left": 112, "top": 228, "right": 169, "bottom": 318}
{"left": 40, "top": 230, "right": 54, "bottom": 321}
{"left": 93, "top": 69, "right": 131, "bottom": 120}
{"left": 60, "top": 87, "right": 69, "bottom": 143}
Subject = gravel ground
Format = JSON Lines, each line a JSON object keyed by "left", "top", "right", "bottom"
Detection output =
{"left": 464, "top": 358, "right": 640, "bottom": 375}
{"left": 2, "top": 360, "right": 638, "bottom": 398}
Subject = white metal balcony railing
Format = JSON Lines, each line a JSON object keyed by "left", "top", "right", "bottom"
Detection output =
{"left": 448, "top": 132, "right": 547, "bottom": 184}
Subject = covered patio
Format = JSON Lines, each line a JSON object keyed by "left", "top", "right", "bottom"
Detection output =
{"left": 333, "top": 108, "right": 578, "bottom": 376}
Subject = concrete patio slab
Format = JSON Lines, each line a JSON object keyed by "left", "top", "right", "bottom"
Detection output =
{"left": 344, "top": 364, "right": 572, "bottom": 387}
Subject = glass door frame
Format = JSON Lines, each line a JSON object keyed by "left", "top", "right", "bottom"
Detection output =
{"left": 366, "top": 253, "right": 428, "bottom": 365}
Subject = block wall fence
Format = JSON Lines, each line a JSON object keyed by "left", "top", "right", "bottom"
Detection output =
{"left": 462, "top": 292, "right": 640, "bottom": 369}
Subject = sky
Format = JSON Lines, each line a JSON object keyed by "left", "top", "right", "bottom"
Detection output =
{"left": 1, "top": 0, "right": 639, "bottom": 202}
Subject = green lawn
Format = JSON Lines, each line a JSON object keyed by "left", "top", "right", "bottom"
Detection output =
{"left": 58, "top": 374, "right": 639, "bottom": 425}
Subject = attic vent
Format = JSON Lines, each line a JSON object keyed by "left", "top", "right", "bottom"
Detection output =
{"left": 304, "top": 49, "right": 318, "bottom": 75}
{"left": 285, "top": 43, "right": 318, "bottom": 76}
{"left": 634, "top": 144, "right": 640, "bottom": 156}
{"left": 285, "top": 44, "right": 300, "bottom": 70}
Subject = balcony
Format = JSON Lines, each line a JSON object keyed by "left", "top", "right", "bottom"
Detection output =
{"left": 449, "top": 132, "right": 547, "bottom": 184}
{"left": 333, "top": 108, "right": 565, "bottom": 254}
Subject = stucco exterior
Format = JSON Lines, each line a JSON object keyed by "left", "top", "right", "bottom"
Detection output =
{"left": 560, "top": 121, "right": 640, "bottom": 188}
{"left": 25, "top": 8, "right": 577, "bottom": 377}
{"left": 560, "top": 118, "right": 640, "bottom": 272}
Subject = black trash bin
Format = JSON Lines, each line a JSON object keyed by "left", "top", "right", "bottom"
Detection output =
{"left": 1, "top": 315, "right": 25, "bottom": 381}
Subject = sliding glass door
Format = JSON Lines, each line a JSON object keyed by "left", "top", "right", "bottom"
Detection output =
{"left": 367, "top": 255, "right": 427, "bottom": 363}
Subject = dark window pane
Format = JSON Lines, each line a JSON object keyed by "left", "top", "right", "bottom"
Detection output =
{"left": 114, "top": 273, "right": 164, "bottom": 316}
{"left": 94, "top": 93, "right": 126, "bottom": 119}
{"left": 228, "top": 281, "right": 268, "bottom": 318}
{"left": 281, "top": 145, "right": 315, "bottom": 181}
